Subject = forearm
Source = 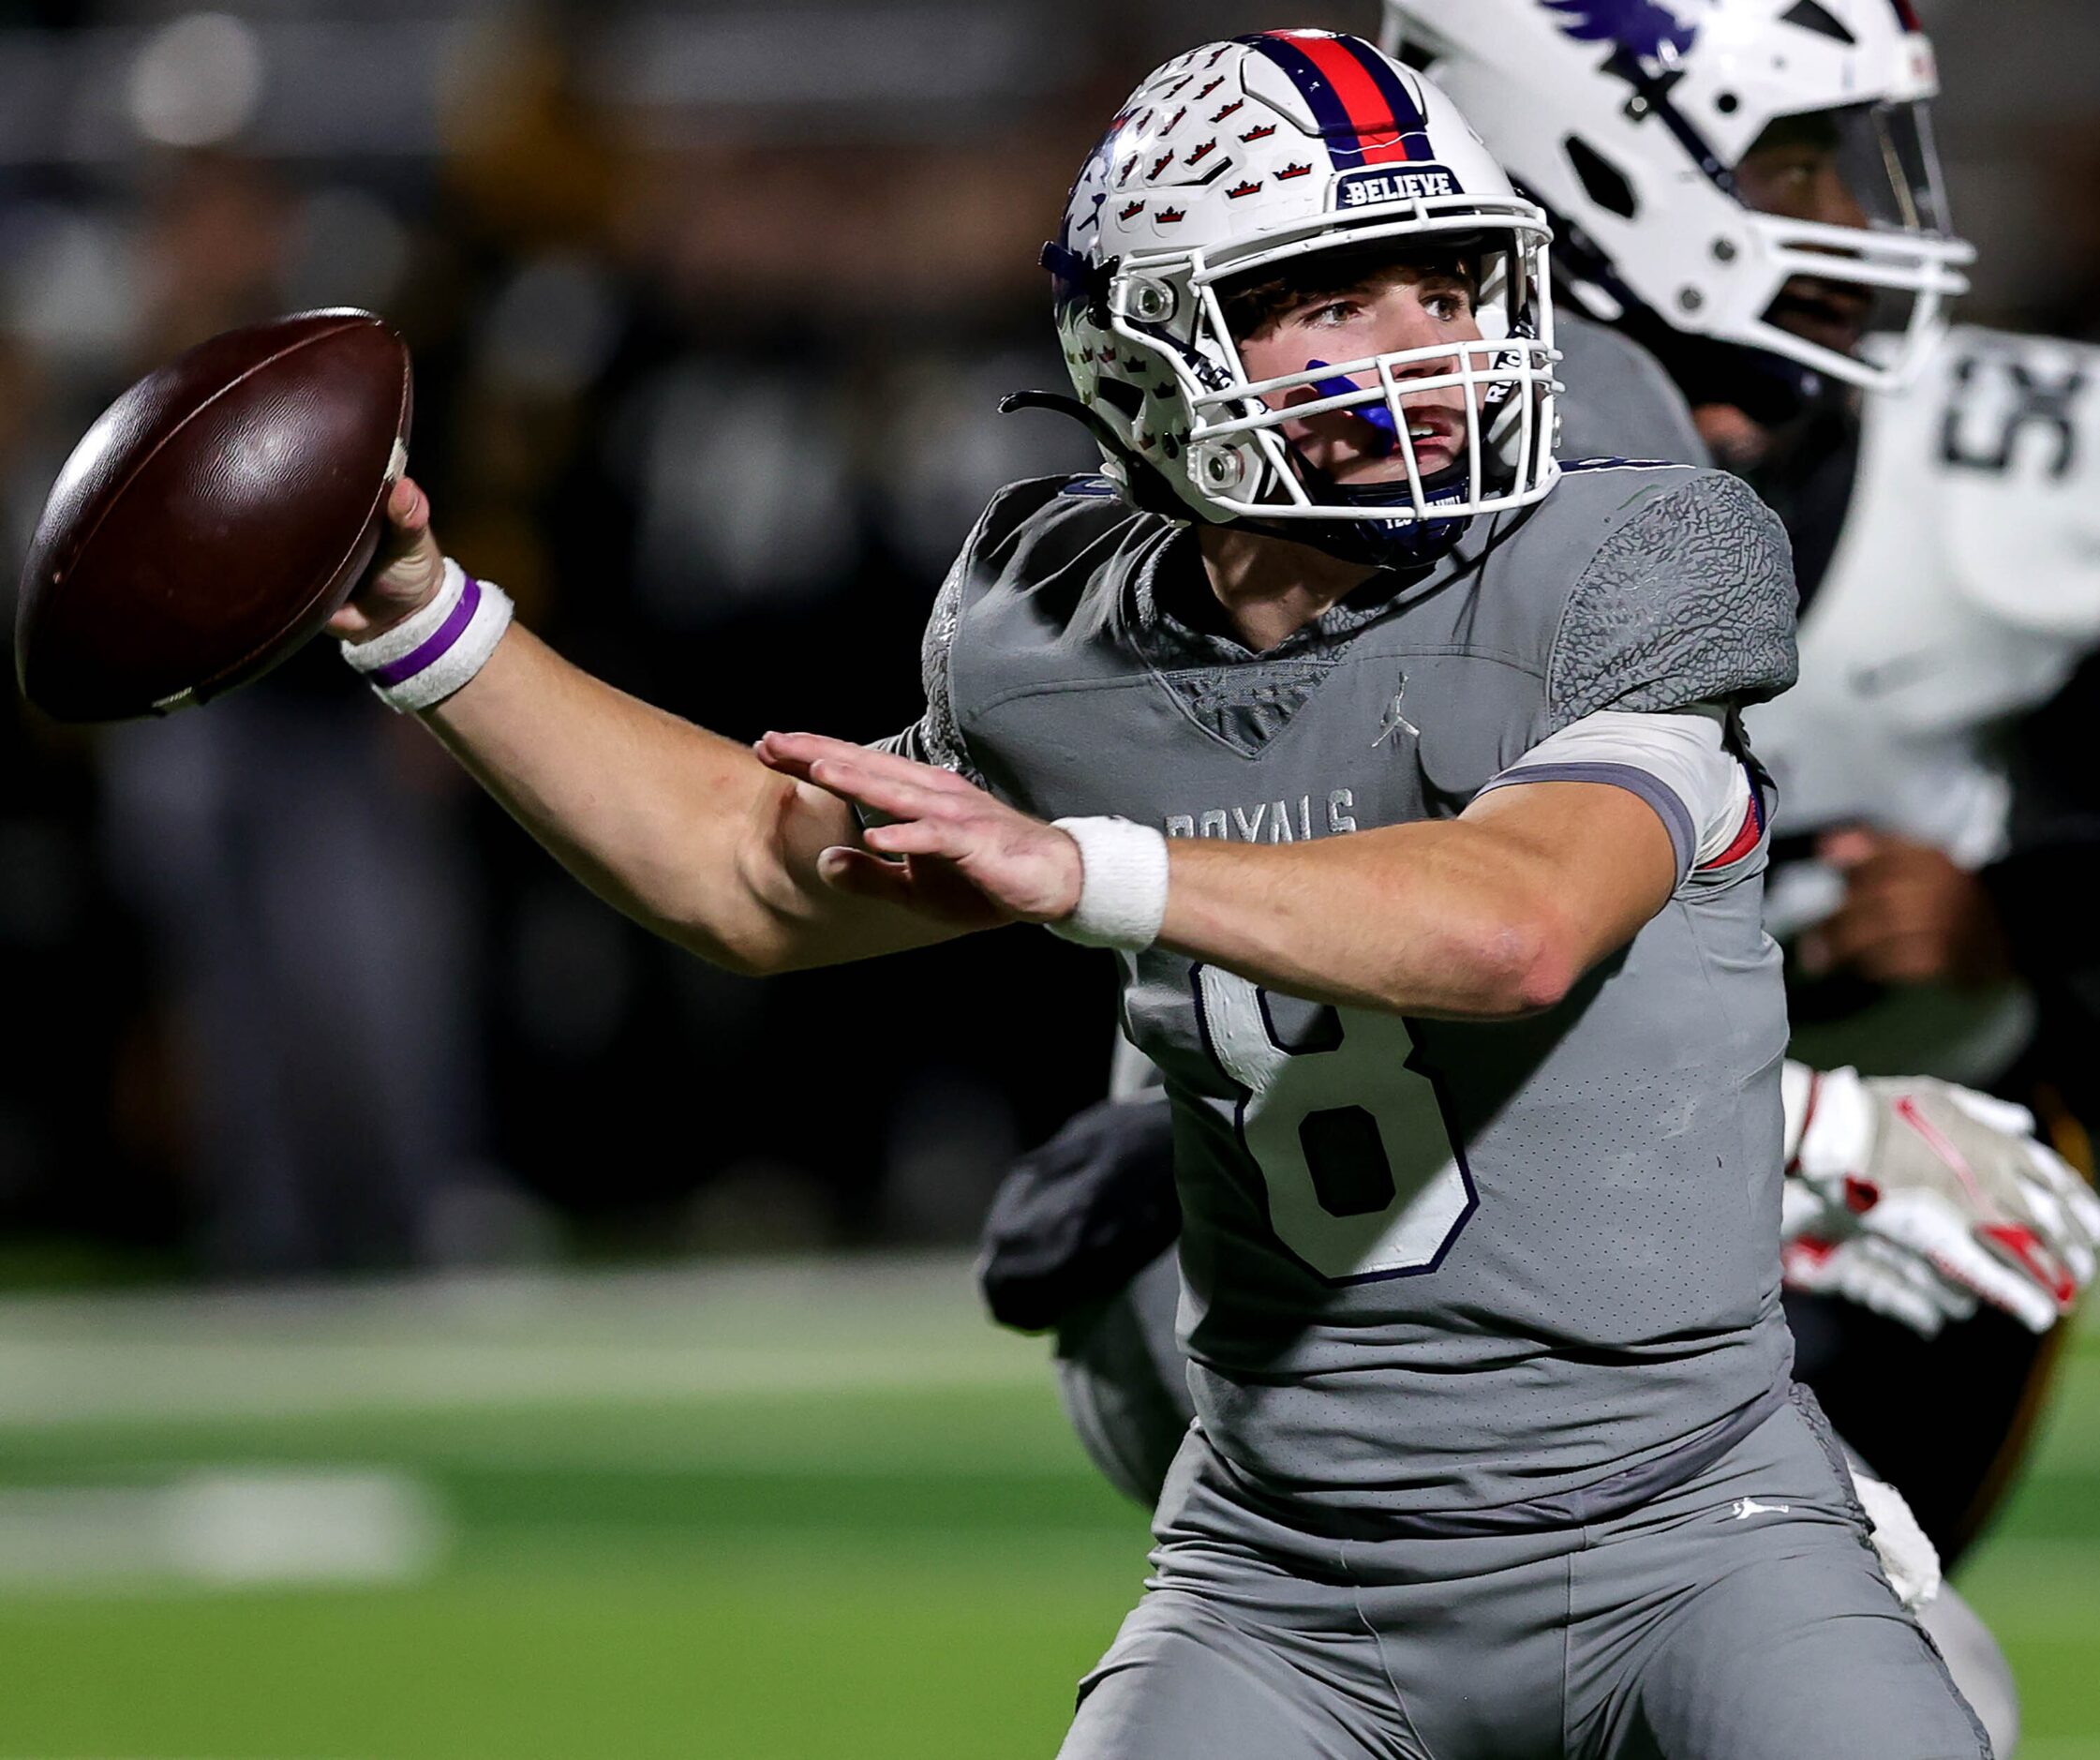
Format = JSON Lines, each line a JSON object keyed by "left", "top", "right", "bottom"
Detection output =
{"left": 1157, "top": 819, "right": 1580, "bottom": 1019}
{"left": 1150, "top": 778, "right": 1676, "bottom": 1018}
{"left": 422, "top": 625, "right": 909, "bottom": 973}
{"left": 335, "top": 483, "right": 962, "bottom": 973}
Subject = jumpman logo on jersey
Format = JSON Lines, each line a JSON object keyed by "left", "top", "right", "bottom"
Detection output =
{"left": 1373, "top": 674, "right": 1421, "bottom": 748}
{"left": 1729, "top": 1496, "right": 1793, "bottom": 1520}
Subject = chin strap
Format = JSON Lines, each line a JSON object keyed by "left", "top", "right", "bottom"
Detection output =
{"left": 1273, "top": 446, "right": 1479, "bottom": 571}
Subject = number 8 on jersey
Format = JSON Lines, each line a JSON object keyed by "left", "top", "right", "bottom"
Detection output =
{"left": 1196, "top": 966, "right": 1478, "bottom": 1285}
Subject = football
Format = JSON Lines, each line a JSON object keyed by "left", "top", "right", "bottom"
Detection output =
{"left": 14, "top": 308, "right": 411, "bottom": 723}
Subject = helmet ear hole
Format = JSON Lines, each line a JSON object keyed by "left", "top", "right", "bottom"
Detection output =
{"left": 1564, "top": 136, "right": 1637, "bottom": 221}
{"left": 1096, "top": 378, "right": 1144, "bottom": 420}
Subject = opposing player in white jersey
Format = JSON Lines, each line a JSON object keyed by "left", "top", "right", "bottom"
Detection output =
{"left": 978, "top": 5, "right": 2100, "bottom": 1752}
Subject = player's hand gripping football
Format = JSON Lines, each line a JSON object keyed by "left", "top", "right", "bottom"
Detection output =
{"left": 328, "top": 475, "right": 448, "bottom": 645}
{"left": 754, "top": 733, "right": 1082, "bottom": 930}
{"left": 1781, "top": 1065, "right": 2100, "bottom": 1336}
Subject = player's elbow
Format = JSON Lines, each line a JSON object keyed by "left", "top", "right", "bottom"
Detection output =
{"left": 1508, "top": 919, "right": 1582, "bottom": 1014}
{"left": 630, "top": 884, "right": 781, "bottom": 977}
{"left": 633, "top": 843, "right": 803, "bottom": 977}
{"left": 662, "top": 866, "right": 812, "bottom": 977}
{"left": 673, "top": 783, "right": 826, "bottom": 977}
{"left": 1456, "top": 902, "right": 1582, "bottom": 1017}
{"left": 680, "top": 929, "right": 782, "bottom": 979}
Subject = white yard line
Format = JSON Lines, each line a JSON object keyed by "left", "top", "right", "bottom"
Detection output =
{"left": 0, "top": 1251, "right": 984, "bottom": 1339}
{"left": 0, "top": 1469, "right": 446, "bottom": 1592}
{"left": 0, "top": 1337, "right": 1044, "bottom": 1426}
{"left": 0, "top": 1252, "right": 1056, "bottom": 1427}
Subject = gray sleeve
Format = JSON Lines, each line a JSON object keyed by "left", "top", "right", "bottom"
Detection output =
{"left": 1545, "top": 470, "right": 1797, "bottom": 732}
{"left": 870, "top": 514, "right": 989, "bottom": 787}
{"left": 1553, "top": 312, "right": 1712, "bottom": 468}
{"left": 1474, "top": 707, "right": 1754, "bottom": 888}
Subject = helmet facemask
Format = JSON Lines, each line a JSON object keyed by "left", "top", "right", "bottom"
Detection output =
{"left": 1378, "top": 0, "right": 1975, "bottom": 422}
{"left": 1105, "top": 197, "right": 1560, "bottom": 562}
{"left": 1719, "top": 97, "right": 1969, "bottom": 393}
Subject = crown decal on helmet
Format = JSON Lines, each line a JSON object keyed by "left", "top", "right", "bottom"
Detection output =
{"left": 1541, "top": 0, "right": 1695, "bottom": 61}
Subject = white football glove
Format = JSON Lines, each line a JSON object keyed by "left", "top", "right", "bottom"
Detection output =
{"left": 1780, "top": 1062, "right": 2100, "bottom": 1338}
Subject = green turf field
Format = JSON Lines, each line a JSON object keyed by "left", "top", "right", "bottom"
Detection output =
{"left": 0, "top": 1256, "right": 2091, "bottom": 1758}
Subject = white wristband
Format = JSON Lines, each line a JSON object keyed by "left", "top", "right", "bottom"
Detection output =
{"left": 340, "top": 556, "right": 514, "bottom": 713}
{"left": 1048, "top": 816, "right": 1169, "bottom": 952}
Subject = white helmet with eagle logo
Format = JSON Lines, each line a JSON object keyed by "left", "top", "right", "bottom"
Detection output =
{"left": 1379, "top": 0, "right": 1973, "bottom": 416}
{"left": 1036, "top": 31, "right": 1559, "bottom": 566}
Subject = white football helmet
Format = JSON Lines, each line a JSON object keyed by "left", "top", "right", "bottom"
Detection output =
{"left": 1042, "top": 31, "right": 1558, "bottom": 559}
{"left": 1380, "top": 0, "right": 1973, "bottom": 408}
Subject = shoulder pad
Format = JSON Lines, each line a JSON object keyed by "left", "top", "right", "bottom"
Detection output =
{"left": 1879, "top": 326, "right": 2100, "bottom": 636}
{"left": 1545, "top": 468, "right": 1795, "bottom": 728}
{"left": 906, "top": 477, "right": 1129, "bottom": 784}
{"left": 960, "top": 475, "right": 1158, "bottom": 607}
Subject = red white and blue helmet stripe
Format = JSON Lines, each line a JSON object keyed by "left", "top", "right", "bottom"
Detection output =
{"left": 1238, "top": 32, "right": 1437, "bottom": 172}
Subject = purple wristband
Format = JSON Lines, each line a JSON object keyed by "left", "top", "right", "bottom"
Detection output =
{"left": 371, "top": 574, "right": 483, "bottom": 688}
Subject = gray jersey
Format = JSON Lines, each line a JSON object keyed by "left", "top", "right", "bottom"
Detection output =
{"left": 901, "top": 462, "right": 1797, "bottom": 1518}
{"left": 1555, "top": 309, "right": 1711, "bottom": 468}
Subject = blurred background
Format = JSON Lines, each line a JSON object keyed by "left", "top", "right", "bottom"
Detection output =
{"left": 0, "top": 1, "right": 2094, "bottom": 1755}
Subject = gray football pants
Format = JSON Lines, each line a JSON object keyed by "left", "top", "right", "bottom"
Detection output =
{"left": 1058, "top": 1392, "right": 1990, "bottom": 1760}
{"left": 1056, "top": 1251, "right": 2018, "bottom": 1757}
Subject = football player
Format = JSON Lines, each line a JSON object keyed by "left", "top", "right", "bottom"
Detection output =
{"left": 338, "top": 31, "right": 1996, "bottom": 1756}
{"left": 978, "top": 6, "right": 2100, "bottom": 1750}
{"left": 986, "top": 0, "right": 2099, "bottom": 1529}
